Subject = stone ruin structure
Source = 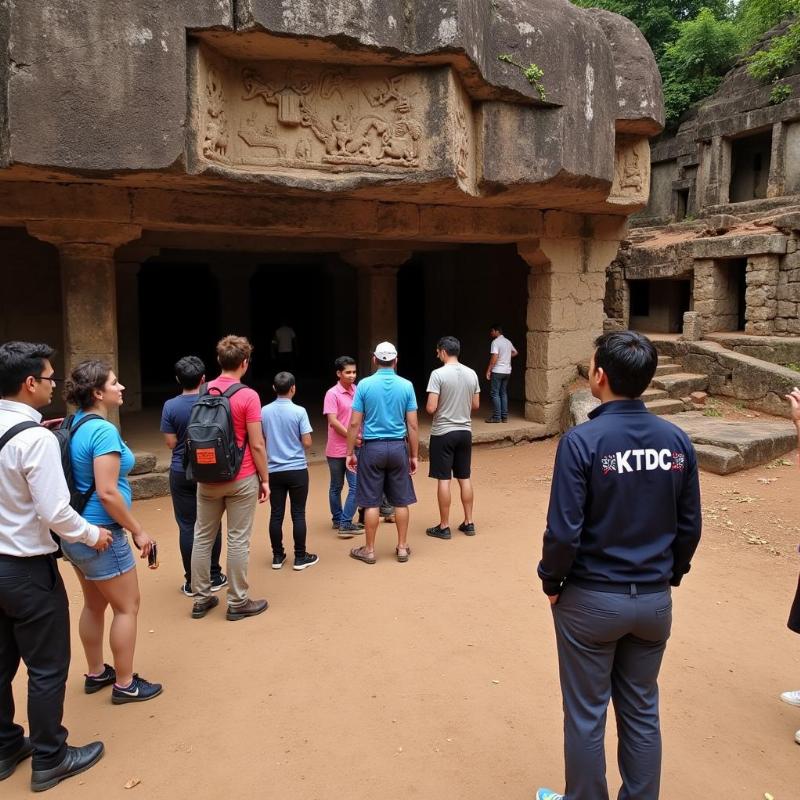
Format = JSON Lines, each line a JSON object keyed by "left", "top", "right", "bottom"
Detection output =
{"left": 607, "top": 17, "right": 800, "bottom": 344}
{"left": 0, "top": 0, "right": 662, "bottom": 439}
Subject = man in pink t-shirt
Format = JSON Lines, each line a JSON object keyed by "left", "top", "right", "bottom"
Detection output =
{"left": 191, "top": 335, "right": 270, "bottom": 622}
{"left": 323, "top": 356, "right": 363, "bottom": 538}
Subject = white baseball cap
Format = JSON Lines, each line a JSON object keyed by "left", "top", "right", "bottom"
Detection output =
{"left": 373, "top": 342, "right": 398, "bottom": 361}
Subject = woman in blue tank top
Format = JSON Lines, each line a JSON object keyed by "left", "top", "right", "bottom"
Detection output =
{"left": 61, "top": 361, "right": 162, "bottom": 704}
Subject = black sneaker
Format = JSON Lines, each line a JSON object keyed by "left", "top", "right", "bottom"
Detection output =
{"left": 458, "top": 522, "right": 477, "bottom": 536}
{"left": 485, "top": 417, "right": 501, "bottom": 423}
{"left": 179, "top": 582, "right": 195, "bottom": 598}
{"left": 111, "top": 674, "right": 163, "bottom": 705}
{"left": 272, "top": 553, "right": 287, "bottom": 570}
{"left": 191, "top": 596, "right": 219, "bottom": 619}
{"left": 84, "top": 664, "right": 116, "bottom": 695}
{"left": 210, "top": 573, "right": 228, "bottom": 592}
{"left": 426, "top": 525, "right": 452, "bottom": 540}
{"left": 293, "top": 553, "right": 319, "bottom": 571}
{"left": 331, "top": 521, "right": 340, "bottom": 530}
{"left": 501, "top": 418, "right": 508, "bottom": 423}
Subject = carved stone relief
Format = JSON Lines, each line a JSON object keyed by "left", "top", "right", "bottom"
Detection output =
{"left": 202, "top": 67, "right": 231, "bottom": 164}
{"left": 455, "top": 104, "right": 469, "bottom": 180}
{"left": 609, "top": 137, "right": 650, "bottom": 205}
{"left": 238, "top": 67, "right": 424, "bottom": 170}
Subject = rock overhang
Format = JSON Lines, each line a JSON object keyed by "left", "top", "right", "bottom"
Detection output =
{"left": 0, "top": 0, "right": 663, "bottom": 214}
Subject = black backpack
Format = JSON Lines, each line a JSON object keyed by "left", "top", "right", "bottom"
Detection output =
{"left": 183, "top": 383, "right": 247, "bottom": 483}
{"left": 0, "top": 413, "right": 102, "bottom": 554}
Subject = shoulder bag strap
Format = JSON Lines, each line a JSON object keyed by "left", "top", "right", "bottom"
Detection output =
{"left": 0, "top": 421, "right": 40, "bottom": 453}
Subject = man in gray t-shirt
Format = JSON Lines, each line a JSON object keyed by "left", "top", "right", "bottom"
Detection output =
{"left": 424, "top": 336, "right": 480, "bottom": 540}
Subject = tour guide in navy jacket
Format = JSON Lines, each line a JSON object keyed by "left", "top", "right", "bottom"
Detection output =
{"left": 534, "top": 331, "right": 701, "bottom": 800}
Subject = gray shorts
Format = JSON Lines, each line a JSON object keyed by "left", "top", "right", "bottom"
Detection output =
{"left": 355, "top": 440, "right": 417, "bottom": 509}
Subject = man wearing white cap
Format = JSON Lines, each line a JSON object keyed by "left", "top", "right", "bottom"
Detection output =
{"left": 346, "top": 343, "right": 418, "bottom": 564}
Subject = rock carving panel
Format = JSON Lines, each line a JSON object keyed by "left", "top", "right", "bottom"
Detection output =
{"left": 202, "top": 67, "right": 231, "bottom": 163}
{"left": 609, "top": 137, "right": 650, "bottom": 205}
{"left": 239, "top": 67, "right": 423, "bottom": 170}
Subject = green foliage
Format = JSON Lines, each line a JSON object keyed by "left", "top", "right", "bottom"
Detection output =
{"left": 498, "top": 54, "right": 547, "bottom": 100}
{"left": 571, "top": 1, "right": 800, "bottom": 124}
{"left": 659, "top": 8, "right": 740, "bottom": 121}
{"left": 748, "top": 18, "right": 800, "bottom": 79}
{"left": 736, "top": 0, "right": 800, "bottom": 46}
{"left": 770, "top": 80, "right": 793, "bottom": 101}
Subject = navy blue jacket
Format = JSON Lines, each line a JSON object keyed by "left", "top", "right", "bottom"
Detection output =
{"left": 538, "top": 399, "right": 702, "bottom": 596}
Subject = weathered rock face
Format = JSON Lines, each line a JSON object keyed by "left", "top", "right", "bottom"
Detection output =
{"left": 0, "top": 0, "right": 662, "bottom": 210}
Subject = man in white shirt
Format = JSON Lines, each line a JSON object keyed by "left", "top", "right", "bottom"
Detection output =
{"left": 485, "top": 324, "right": 518, "bottom": 423}
{"left": 272, "top": 323, "right": 297, "bottom": 371}
{"left": 0, "top": 341, "right": 111, "bottom": 792}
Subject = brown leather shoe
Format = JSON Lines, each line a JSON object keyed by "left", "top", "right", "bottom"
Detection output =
{"left": 191, "top": 596, "right": 219, "bottom": 619}
{"left": 226, "top": 598, "right": 268, "bottom": 621}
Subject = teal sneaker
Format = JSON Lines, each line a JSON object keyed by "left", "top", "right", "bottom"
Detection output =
{"left": 535, "top": 790, "right": 564, "bottom": 800}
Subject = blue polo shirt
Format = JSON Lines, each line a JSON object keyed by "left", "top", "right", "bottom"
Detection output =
{"left": 352, "top": 368, "right": 417, "bottom": 440}
{"left": 261, "top": 398, "right": 313, "bottom": 473}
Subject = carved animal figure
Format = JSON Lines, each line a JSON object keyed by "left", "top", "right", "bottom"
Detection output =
{"left": 204, "top": 110, "right": 229, "bottom": 159}
{"left": 380, "top": 118, "right": 422, "bottom": 163}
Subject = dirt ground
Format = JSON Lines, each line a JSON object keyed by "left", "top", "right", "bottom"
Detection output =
{"left": 7, "top": 439, "right": 800, "bottom": 799}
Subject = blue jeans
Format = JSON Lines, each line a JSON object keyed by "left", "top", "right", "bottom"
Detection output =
{"left": 327, "top": 456, "right": 358, "bottom": 526}
{"left": 489, "top": 372, "right": 510, "bottom": 420}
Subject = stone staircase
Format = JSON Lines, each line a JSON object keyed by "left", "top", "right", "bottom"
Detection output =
{"left": 640, "top": 356, "right": 708, "bottom": 416}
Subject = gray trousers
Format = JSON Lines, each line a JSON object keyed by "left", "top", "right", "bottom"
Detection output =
{"left": 552, "top": 584, "right": 672, "bottom": 800}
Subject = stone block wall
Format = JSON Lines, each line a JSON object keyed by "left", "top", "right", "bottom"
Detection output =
{"left": 775, "top": 243, "right": 800, "bottom": 334}
{"left": 745, "top": 254, "right": 780, "bottom": 334}
{"left": 693, "top": 258, "right": 740, "bottom": 333}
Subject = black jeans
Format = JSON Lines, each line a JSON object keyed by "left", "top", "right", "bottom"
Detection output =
{"left": 0, "top": 554, "right": 69, "bottom": 770}
{"left": 169, "top": 469, "right": 222, "bottom": 583}
{"left": 268, "top": 469, "right": 309, "bottom": 557}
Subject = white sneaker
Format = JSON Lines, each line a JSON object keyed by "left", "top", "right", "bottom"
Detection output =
{"left": 795, "top": 729, "right": 800, "bottom": 745}
{"left": 780, "top": 690, "right": 800, "bottom": 707}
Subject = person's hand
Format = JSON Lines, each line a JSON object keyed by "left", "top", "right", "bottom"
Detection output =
{"left": 346, "top": 453, "right": 358, "bottom": 473}
{"left": 485, "top": 371, "right": 491, "bottom": 381}
{"left": 786, "top": 387, "right": 800, "bottom": 425}
{"left": 93, "top": 527, "right": 113, "bottom": 552}
{"left": 548, "top": 594, "right": 559, "bottom": 606}
{"left": 409, "top": 456, "right": 418, "bottom": 476}
{"left": 258, "top": 480, "right": 270, "bottom": 504}
{"left": 132, "top": 529, "right": 154, "bottom": 559}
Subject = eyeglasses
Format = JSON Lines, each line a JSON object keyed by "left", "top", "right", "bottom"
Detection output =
{"left": 33, "top": 375, "right": 64, "bottom": 385}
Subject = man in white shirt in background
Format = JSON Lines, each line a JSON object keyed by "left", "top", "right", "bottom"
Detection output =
{"left": 272, "top": 323, "right": 297, "bottom": 372}
{"left": 0, "top": 341, "right": 111, "bottom": 792}
{"left": 485, "top": 323, "right": 518, "bottom": 423}
{"left": 425, "top": 336, "right": 480, "bottom": 539}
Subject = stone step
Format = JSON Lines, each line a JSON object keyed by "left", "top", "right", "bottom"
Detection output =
{"left": 654, "top": 363, "right": 682, "bottom": 376}
{"left": 641, "top": 387, "right": 669, "bottom": 401}
{"left": 693, "top": 444, "right": 744, "bottom": 475}
{"left": 657, "top": 355, "right": 674, "bottom": 365}
{"left": 644, "top": 398, "right": 686, "bottom": 416}
{"left": 652, "top": 372, "right": 709, "bottom": 396}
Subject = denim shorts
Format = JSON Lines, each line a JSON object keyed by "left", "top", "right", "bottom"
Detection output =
{"left": 61, "top": 524, "right": 136, "bottom": 581}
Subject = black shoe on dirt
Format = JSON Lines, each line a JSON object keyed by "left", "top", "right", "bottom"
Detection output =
{"left": 84, "top": 664, "right": 116, "bottom": 694}
{"left": 426, "top": 525, "right": 452, "bottom": 540}
{"left": 458, "top": 522, "right": 477, "bottom": 536}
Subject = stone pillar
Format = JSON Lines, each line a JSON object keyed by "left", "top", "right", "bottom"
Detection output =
{"left": 681, "top": 311, "right": 702, "bottom": 341}
{"left": 767, "top": 122, "right": 786, "bottom": 199}
{"left": 115, "top": 245, "right": 159, "bottom": 414}
{"left": 745, "top": 254, "right": 781, "bottom": 334}
{"left": 26, "top": 222, "right": 141, "bottom": 428}
{"left": 518, "top": 214, "right": 626, "bottom": 433}
{"left": 341, "top": 250, "right": 411, "bottom": 375}
{"left": 702, "top": 136, "right": 731, "bottom": 207}
{"left": 692, "top": 258, "right": 740, "bottom": 334}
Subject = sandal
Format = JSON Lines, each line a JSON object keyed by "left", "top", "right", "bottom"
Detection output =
{"left": 350, "top": 546, "right": 376, "bottom": 565}
{"left": 395, "top": 545, "right": 411, "bottom": 563}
